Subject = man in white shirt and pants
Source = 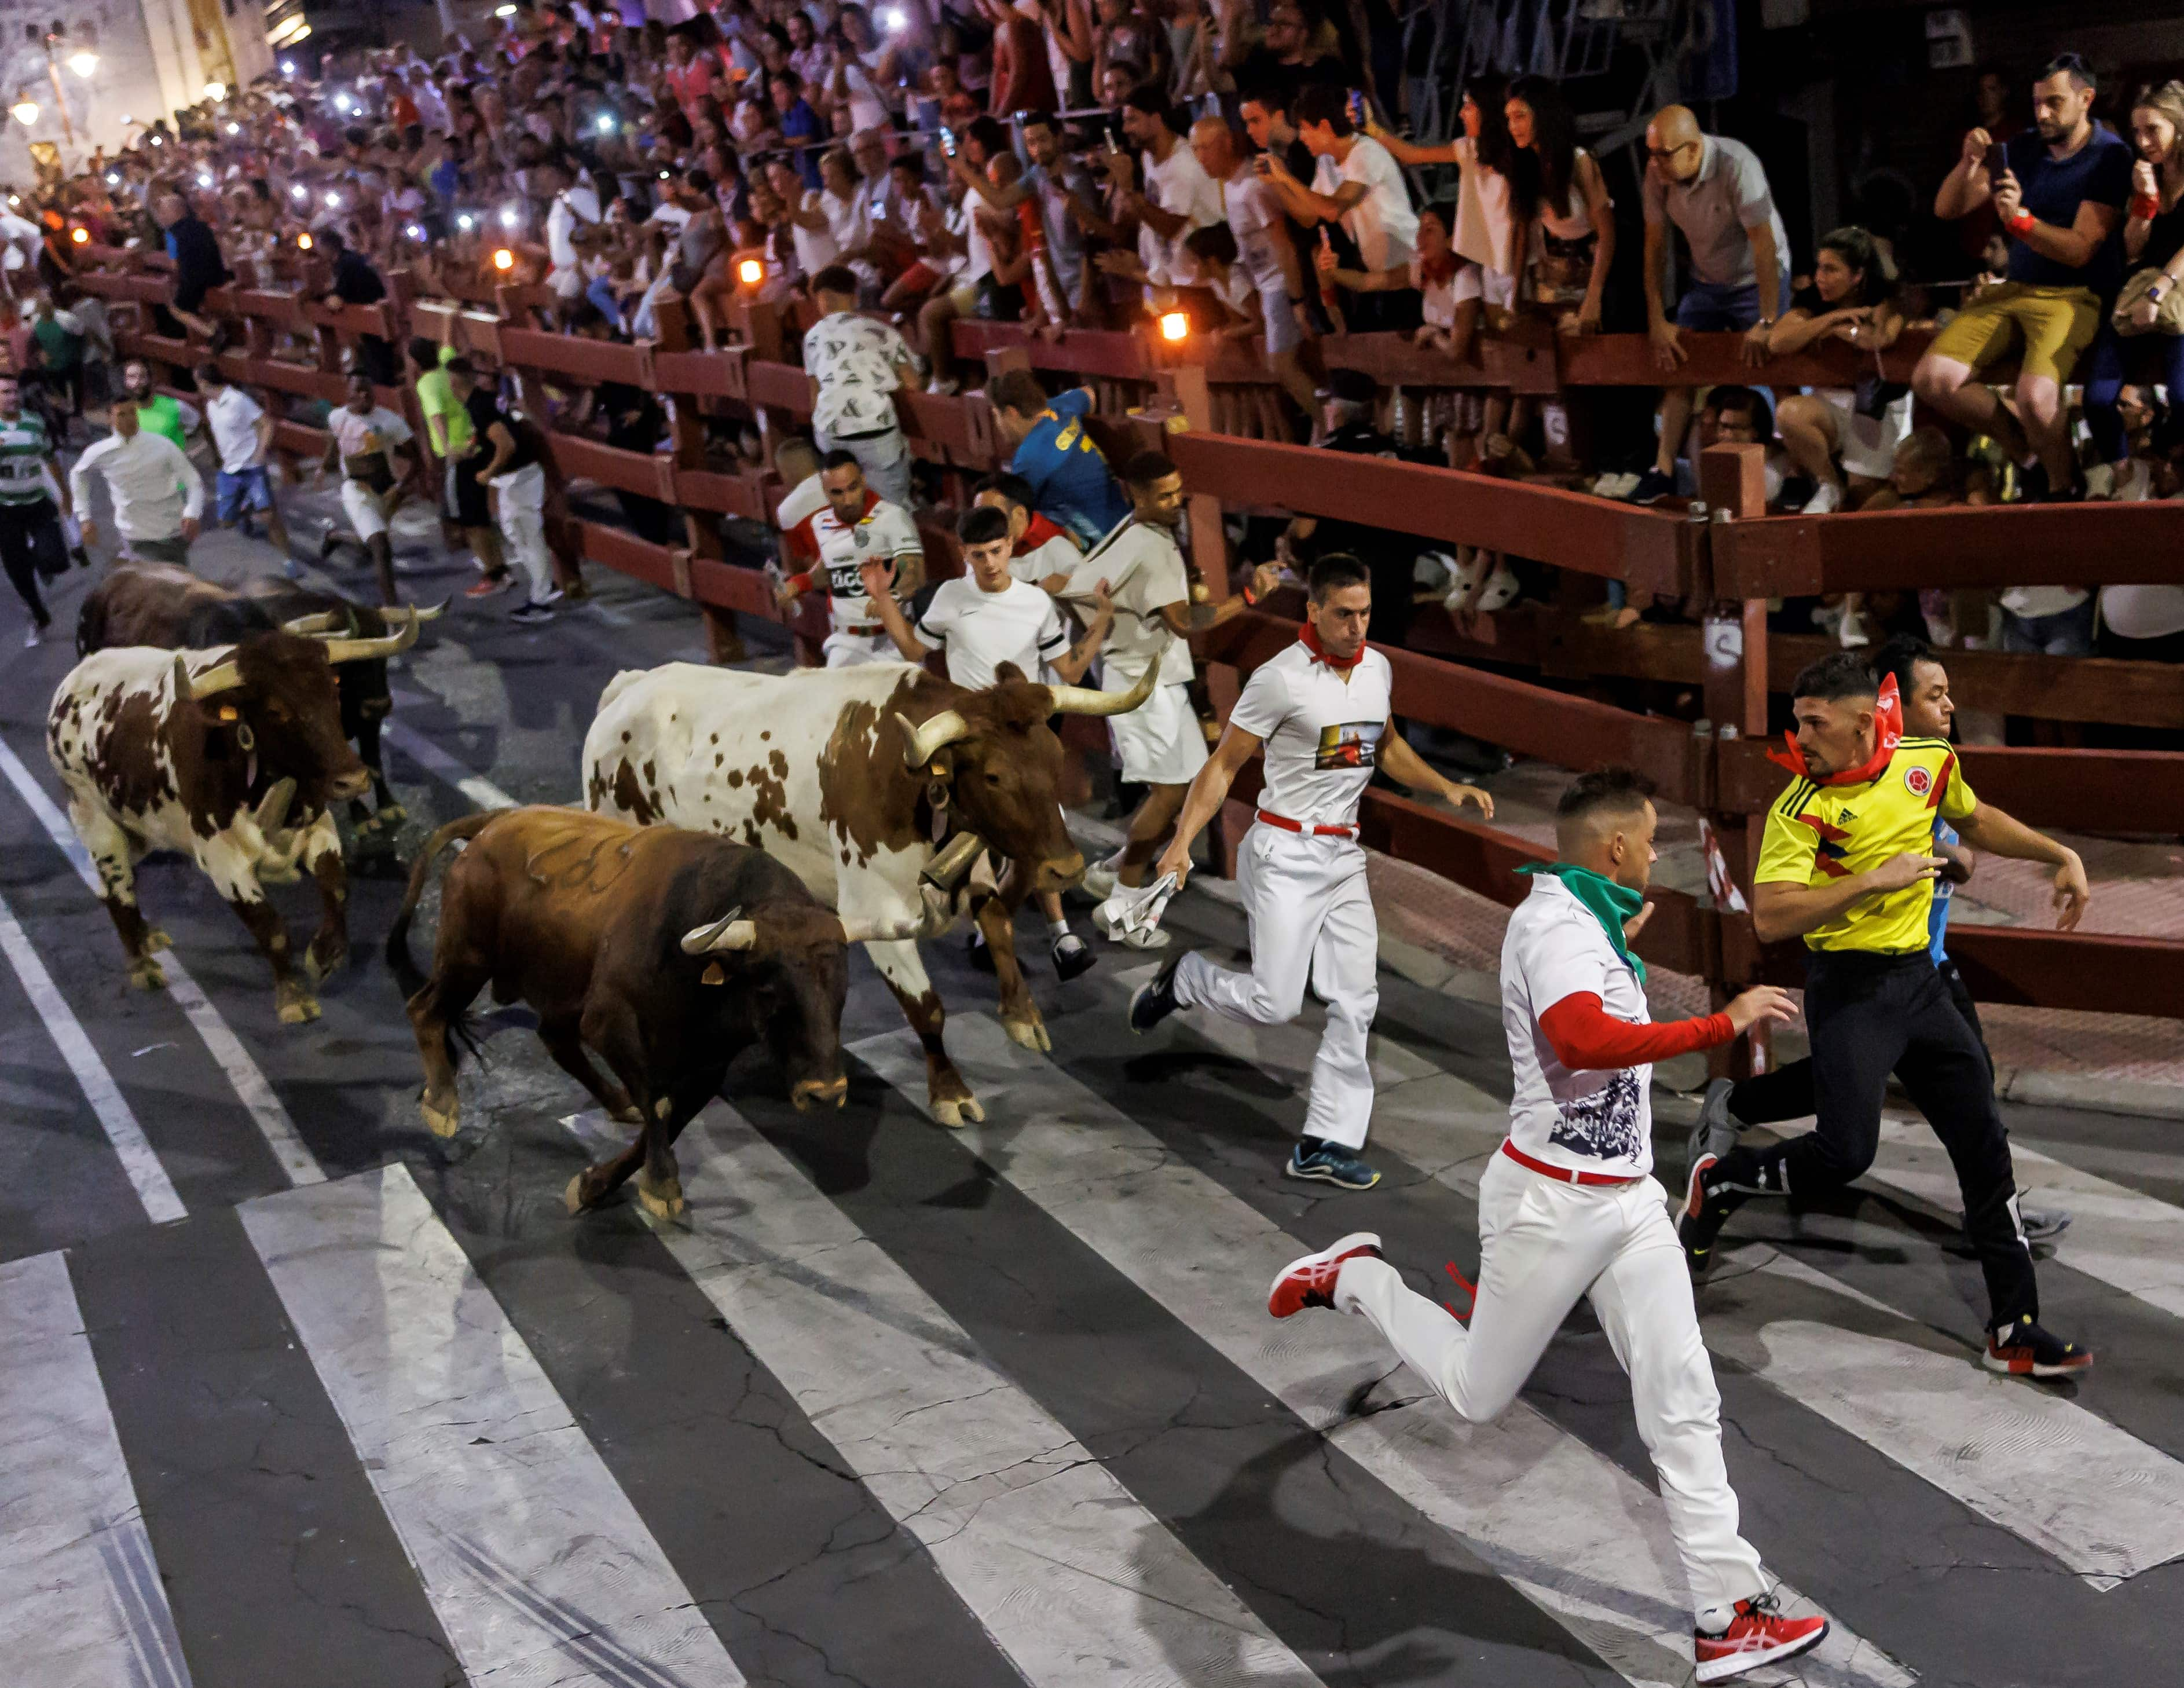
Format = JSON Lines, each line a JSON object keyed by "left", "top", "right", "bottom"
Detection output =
{"left": 1127, "top": 555, "right": 1490, "bottom": 1188}
{"left": 1262, "top": 767, "right": 1832, "bottom": 1684}
{"left": 70, "top": 396, "right": 203, "bottom": 565}
{"left": 860, "top": 501, "right": 1114, "bottom": 980}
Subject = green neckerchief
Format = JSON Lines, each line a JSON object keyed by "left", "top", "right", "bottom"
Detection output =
{"left": 1516, "top": 862, "right": 1647, "bottom": 984}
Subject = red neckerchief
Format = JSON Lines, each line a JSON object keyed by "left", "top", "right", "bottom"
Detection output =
{"left": 1013, "top": 512, "right": 1068, "bottom": 557}
{"left": 1767, "top": 673, "right": 1903, "bottom": 786}
{"left": 1300, "top": 623, "right": 1362, "bottom": 673}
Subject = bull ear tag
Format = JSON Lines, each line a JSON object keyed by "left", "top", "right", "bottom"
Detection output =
{"left": 700, "top": 961, "right": 727, "bottom": 986}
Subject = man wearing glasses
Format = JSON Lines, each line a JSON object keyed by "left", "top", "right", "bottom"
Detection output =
{"left": 1626, "top": 105, "right": 1793, "bottom": 506}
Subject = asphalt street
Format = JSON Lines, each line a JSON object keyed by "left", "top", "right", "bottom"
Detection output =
{"left": 0, "top": 485, "right": 2178, "bottom": 1688}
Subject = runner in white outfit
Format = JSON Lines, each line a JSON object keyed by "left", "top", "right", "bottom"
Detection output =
{"left": 1263, "top": 767, "right": 1833, "bottom": 1683}
{"left": 1127, "top": 555, "right": 1492, "bottom": 1188}
{"left": 775, "top": 451, "right": 924, "bottom": 667}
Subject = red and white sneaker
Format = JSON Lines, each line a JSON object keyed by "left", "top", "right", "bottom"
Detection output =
{"left": 1694, "top": 1592, "right": 1828, "bottom": 1683}
{"left": 1267, "top": 1232, "right": 1382, "bottom": 1319}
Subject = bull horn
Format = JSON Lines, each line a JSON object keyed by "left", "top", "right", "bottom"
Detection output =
{"left": 282, "top": 609, "right": 346, "bottom": 635}
{"left": 894, "top": 708, "right": 970, "bottom": 771}
{"left": 402, "top": 596, "right": 452, "bottom": 623}
{"left": 178, "top": 654, "right": 245, "bottom": 699}
{"left": 321, "top": 617, "right": 421, "bottom": 663}
{"left": 254, "top": 777, "right": 298, "bottom": 836}
{"left": 1043, "top": 639, "right": 1168, "bottom": 717}
{"left": 680, "top": 909, "right": 757, "bottom": 954}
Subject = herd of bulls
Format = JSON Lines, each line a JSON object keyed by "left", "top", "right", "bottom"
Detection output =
{"left": 44, "top": 570, "right": 1164, "bottom": 1213}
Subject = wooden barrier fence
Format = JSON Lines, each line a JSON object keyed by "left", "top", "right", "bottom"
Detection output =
{"left": 71, "top": 259, "right": 2183, "bottom": 1031}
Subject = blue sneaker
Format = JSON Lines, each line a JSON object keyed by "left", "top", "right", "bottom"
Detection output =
{"left": 1287, "top": 1138, "right": 1380, "bottom": 1190}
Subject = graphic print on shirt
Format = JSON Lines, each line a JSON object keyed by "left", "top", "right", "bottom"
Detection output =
{"left": 823, "top": 521, "right": 877, "bottom": 598}
{"left": 1798, "top": 809, "right": 1853, "bottom": 878}
{"left": 1314, "top": 720, "right": 1386, "bottom": 771}
{"left": 1548, "top": 1067, "right": 1646, "bottom": 1164}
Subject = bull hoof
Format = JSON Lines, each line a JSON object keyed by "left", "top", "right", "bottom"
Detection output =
{"left": 636, "top": 1171, "right": 686, "bottom": 1223}
{"left": 144, "top": 928, "right": 173, "bottom": 954}
{"left": 930, "top": 1093, "right": 985, "bottom": 1129}
{"left": 1002, "top": 1015, "right": 1051, "bottom": 1053}
{"left": 563, "top": 1171, "right": 591, "bottom": 1216}
{"left": 305, "top": 942, "right": 349, "bottom": 984}
{"left": 127, "top": 957, "right": 168, "bottom": 991}
{"left": 419, "top": 1096, "right": 460, "bottom": 1138}
{"left": 613, "top": 1106, "right": 644, "bottom": 1126}
{"left": 275, "top": 984, "right": 322, "bottom": 1026}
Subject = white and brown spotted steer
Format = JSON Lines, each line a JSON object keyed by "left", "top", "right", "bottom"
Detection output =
{"left": 47, "top": 624, "right": 413, "bottom": 1023}
{"left": 582, "top": 654, "right": 1159, "bottom": 1125}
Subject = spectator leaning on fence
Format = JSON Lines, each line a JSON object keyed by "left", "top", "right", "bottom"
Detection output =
{"left": 2082, "top": 79, "right": 2184, "bottom": 492}
{"left": 1628, "top": 105, "right": 1792, "bottom": 507}
{"left": 1262, "top": 84, "right": 1420, "bottom": 332}
{"left": 803, "top": 265, "right": 924, "bottom": 510}
{"left": 1097, "top": 85, "right": 1225, "bottom": 301}
{"left": 1917, "top": 52, "right": 2129, "bottom": 501}
{"left": 1768, "top": 226, "right": 1909, "bottom": 518}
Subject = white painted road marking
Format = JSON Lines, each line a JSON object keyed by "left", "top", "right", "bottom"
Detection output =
{"left": 0, "top": 736, "right": 325, "bottom": 1188}
{"left": 240, "top": 1162, "right": 743, "bottom": 1688}
{"left": 569, "top": 1103, "right": 1328, "bottom": 1688}
{"left": 855, "top": 1017, "right": 1912, "bottom": 1688}
{"left": 0, "top": 1252, "right": 195, "bottom": 1688}
{"left": 381, "top": 717, "right": 519, "bottom": 811}
{"left": 0, "top": 889, "right": 184, "bottom": 1224}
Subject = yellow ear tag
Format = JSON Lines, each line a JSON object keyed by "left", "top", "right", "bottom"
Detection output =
{"left": 701, "top": 961, "right": 726, "bottom": 985}
{"left": 217, "top": 706, "right": 240, "bottom": 722}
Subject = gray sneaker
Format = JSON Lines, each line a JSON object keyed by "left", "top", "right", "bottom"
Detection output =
{"left": 1687, "top": 1078, "right": 1740, "bottom": 1193}
{"left": 2016, "top": 1203, "right": 2073, "bottom": 1244}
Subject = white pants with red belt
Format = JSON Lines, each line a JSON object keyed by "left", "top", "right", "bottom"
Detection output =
{"left": 1335, "top": 1146, "right": 1768, "bottom": 1628}
{"left": 1171, "top": 821, "right": 1377, "bottom": 1149}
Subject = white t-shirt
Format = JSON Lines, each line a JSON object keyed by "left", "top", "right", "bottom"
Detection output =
{"left": 1137, "top": 138, "right": 1224, "bottom": 289}
{"left": 1313, "top": 136, "right": 1419, "bottom": 274}
{"left": 822, "top": 185, "right": 870, "bottom": 257}
{"left": 547, "top": 184, "right": 603, "bottom": 272}
{"left": 1223, "top": 166, "right": 1290, "bottom": 300}
{"left": 205, "top": 385, "right": 267, "bottom": 475}
{"left": 915, "top": 576, "right": 1070, "bottom": 690}
{"left": 801, "top": 311, "right": 912, "bottom": 438}
{"left": 1450, "top": 134, "right": 1515, "bottom": 275}
{"left": 327, "top": 405, "right": 413, "bottom": 468}
{"left": 1501, "top": 874, "right": 1655, "bottom": 1180}
{"left": 1007, "top": 528, "right": 1081, "bottom": 584}
{"left": 786, "top": 490, "right": 922, "bottom": 634}
{"left": 1226, "top": 639, "right": 1392, "bottom": 829}
{"left": 789, "top": 189, "right": 843, "bottom": 278}
{"left": 1063, "top": 518, "right": 1194, "bottom": 688}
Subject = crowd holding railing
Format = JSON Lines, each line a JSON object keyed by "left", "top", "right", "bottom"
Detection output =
{"left": 3, "top": 9, "right": 2180, "bottom": 1043}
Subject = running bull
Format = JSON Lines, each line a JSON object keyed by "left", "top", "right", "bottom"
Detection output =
{"left": 386, "top": 807, "right": 925, "bottom": 1219}
{"left": 581, "top": 654, "right": 1161, "bottom": 1126}
{"left": 47, "top": 629, "right": 398, "bottom": 1023}
{"left": 76, "top": 563, "right": 445, "bottom": 843}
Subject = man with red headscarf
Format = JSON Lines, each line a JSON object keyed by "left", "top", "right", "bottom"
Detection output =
{"left": 1681, "top": 651, "right": 2095, "bottom": 1382}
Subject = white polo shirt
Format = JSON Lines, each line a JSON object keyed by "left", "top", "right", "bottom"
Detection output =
{"left": 1500, "top": 873, "right": 1655, "bottom": 1180}
{"left": 1226, "top": 638, "right": 1393, "bottom": 829}
{"left": 1062, "top": 518, "right": 1194, "bottom": 689}
{"left": 915, "top": 576, "right": 1070, "bottom": 690}
{"left": 786, "top": 489, "right": 922, "bottom": 634}
{"left": 205, "top": 385, "right": 267, "bottom": 475}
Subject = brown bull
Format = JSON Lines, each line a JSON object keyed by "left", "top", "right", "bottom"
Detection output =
{"left": 386, "top": 807, "right": 923, "bottom": 1219}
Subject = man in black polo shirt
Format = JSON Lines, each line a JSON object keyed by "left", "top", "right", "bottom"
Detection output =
{"left": 454, "top": 361, "right": 560, "bottom": 625}
{"left": 318, "top": 229, "right": 395, "bottom": 385}
{"left": 155, "top": 192, "right": 230, "bottom": 348}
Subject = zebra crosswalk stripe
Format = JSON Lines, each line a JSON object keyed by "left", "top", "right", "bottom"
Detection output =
{"left": 238, "top": 1162, "right": 745, "bottom": 1688}
{"left": 578, "top": 1103, "right": 1330, "bottom": 1688}
{"left": 853, "top": 1014, "right": 1915, "bottom": 1688}
{"left": 0, "top": 1252, "right": 194, "bottom": 1688}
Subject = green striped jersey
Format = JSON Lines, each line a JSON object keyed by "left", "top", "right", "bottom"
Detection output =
{"left": 0, "top": 411, "right": 52, "bottom": 505}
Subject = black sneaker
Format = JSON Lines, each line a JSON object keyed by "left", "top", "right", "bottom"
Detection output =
{"left": 1625, "top": 467, "right": 1676, "bottom": 506}
{"left": 1985, "top": 1316, "right": 2093, "bottom": 1380}
{"left": 510, "top": 602, "right": 556, "bottom": 625}
{"left": 1287, "top": 1138, "right": 1382, "bottom": 1190}
{"left": 1127, "top": 950, "right": 1186, "bottom": 1034}
{"left": 1679, "top": 1157, "right": 1743, "bottom": 1275}
{"left": 1051, "top": 931, "right": 1095, "bottom": 982}
{"left": 966, "top": 928, "right": 995, "bottom": 974}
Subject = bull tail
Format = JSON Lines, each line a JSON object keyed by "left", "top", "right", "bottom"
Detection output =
{"left": 75, "top": 591, "right": 106, "bottom": 658}
{"left": 385, "top": 811, "right": 497, "bottom": 1002}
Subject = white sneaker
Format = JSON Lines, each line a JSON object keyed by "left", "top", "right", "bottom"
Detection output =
{"left": 1080, "top": 852, "right": 1124, "bottom": 900}
{"left": 1442, "top": 547, "right": 1490, "bottom": 613}
{"left": 1838, "top": 606, "right": 1872, "bottom": 649}
{"left": 24, "top": 621, "right": 43, "bottom": 648}
{"left": 1474, "top": 562, "right": 1522, "bottom": 613}
{"left": 533, "top": 584, "right": 566, "bottom": 606}
{"left": 1801, "top": 481, "right": 1843, "bottom": 515}
{"left": 2083, "top": 462, "right": 2117, "bottom": 501}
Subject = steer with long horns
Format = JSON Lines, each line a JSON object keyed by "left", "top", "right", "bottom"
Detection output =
{"left": 387, "top": 807, "right": 915, "bottom": 1218}
{"left": 583, "top": 647, "right": 1166, "bottom": 1126}
{"left": 46, "top": 623, "right": 415, "bottom": 1023}
{"left": 76, "top": 562, "right": 447, "bottom": 849}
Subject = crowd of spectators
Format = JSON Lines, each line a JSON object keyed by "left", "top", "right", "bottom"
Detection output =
{"left": 2, "top": 10, "right": 2179, "bottom": 679}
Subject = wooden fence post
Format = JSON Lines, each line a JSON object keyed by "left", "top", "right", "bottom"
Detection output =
{"left": 654, "top": 297, "right": 747, "bottom": 663}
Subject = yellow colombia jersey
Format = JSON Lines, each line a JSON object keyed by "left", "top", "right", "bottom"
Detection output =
{"left": 1754, "top": 738, "right": 1978, "bottom": 954}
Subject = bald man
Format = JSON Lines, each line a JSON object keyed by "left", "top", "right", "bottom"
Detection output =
{"left": 1626, "top": 107, "right": 1793, "bottom": 506}
{"left": 1193, "top": 116, "right": 1318, "bottom": 419}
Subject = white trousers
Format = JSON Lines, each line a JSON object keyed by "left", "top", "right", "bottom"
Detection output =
{"left": 492, "top": 462, "right": 552, "bottom": 602}
{"left": 1337, "top": 1149, "right": 1768, "bottom": 1627}
{"left": 1173, "top": 825, "right": 1376, "bottom": 1149}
